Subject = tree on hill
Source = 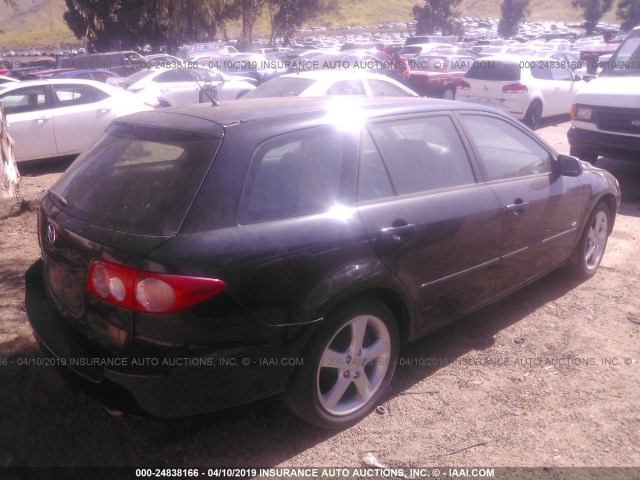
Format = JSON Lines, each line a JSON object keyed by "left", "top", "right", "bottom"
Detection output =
{"left": 617, "top": 0, "right": 640, "bottom": 30}
{"left": 63, "top": 0, "right": 232, "bottom": 52}
{"left": 572, "top": 0, "right": 614, "bottom": 35}
{"left": 498, "top": 0, "right": 530, "bottom": 38}
{"left": 229, "top": 0, "right": 266, "bottom": 50}
{"left": 268, "top": 0, "right": 338, "bottom": 46}
{"left": 412, "top": 0, "right": 463, "bottom": 36}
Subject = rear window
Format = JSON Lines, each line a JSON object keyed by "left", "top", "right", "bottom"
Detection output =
{"left": 242, "top": 77, "right": 315, "bottom": 98}
{"left": 50, "top": 124, "right": 220, "bottom": 235}
{"left": 124, "top": 69, "right": 154, "bottom": 88}
{"left": 465, "top": 61, "right": 520, "bottom": 81}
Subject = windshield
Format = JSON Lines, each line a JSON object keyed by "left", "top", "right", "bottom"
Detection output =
{"left": 601, "top": 33, "right": 640, "bottom": 76}
{"left": 51, "top": 124, "right": 220, "bottom": 235}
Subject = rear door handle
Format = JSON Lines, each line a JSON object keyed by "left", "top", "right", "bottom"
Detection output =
{"left": 506, "top": 200, "right": 529, "bottom": 215}
{"left": 36, "top": 116, "right": 49, "bottom": 123}
{"left": 381, "top": 223, "right": 416, "bottom": 242}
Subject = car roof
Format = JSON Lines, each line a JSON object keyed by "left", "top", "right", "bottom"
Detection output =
{"left": 278, "top": 70, "right": 396, "bottom": 80}
{"left": 118, "top": 96, "right": 500, "bottom": 130}
{"left": 0, "top": 78, "right": 113, "bottom": 89}
{"left": 476, "top": 54, "right": 544, "bottom": 63}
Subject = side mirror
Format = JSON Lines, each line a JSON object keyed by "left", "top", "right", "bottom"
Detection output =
{"left": 573, "top": 74, "right": 582, "bottom": 82}
{"left": 557, "top": 154, "right": 583, "bottom": 177}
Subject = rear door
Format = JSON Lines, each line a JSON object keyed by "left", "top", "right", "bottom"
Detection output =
{"left": 51, "top": 83, "right": 115, "bottom": 154}
{"left": 458, "top": 113, "right": 582, "bottom": 292}
{"left": 356, "top": 113, "right": 503, "bottom": 334}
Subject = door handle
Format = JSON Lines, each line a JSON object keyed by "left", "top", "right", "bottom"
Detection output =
{"left": 381, "top": 223, "right": 416, "bottom": 242}
{"left": 98, "top": 108, "right": 111, "bottom": 113}
{"left": 506, "top": 200, "right": 529, "bottom": 215}
{"left": 36, "top": 116, "right": 49, "bottom": 123}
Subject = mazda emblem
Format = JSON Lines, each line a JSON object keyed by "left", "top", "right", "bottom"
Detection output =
{"left": 47, "top": 222, "right": 57, "bottom": 245}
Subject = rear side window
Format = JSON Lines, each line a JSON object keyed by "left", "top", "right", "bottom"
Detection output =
{"left": 239, "top": 127, "right": 349, "bottom": 223}
{"left": 51, "top": 124, "right": 220, "bottom": 235}
{"left": 530, "top": 63, "right": 552, "bottom": 80}
{"left": 465, "top": 61, "right": 520, "bottom": 81}
{"left": 155, "top": 69, "right": 192, "bottom": 82}
{"left": 53, "top": 84, "right": 108, "bottom": 106}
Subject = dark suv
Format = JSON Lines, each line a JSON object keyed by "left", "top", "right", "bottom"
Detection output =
{"left": 26, "top": 96, "right": 620, "bottom": 429}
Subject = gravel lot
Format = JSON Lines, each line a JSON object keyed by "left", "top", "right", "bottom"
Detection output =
{"left": 0, "top": 115, "right": 639, "bottom": 478}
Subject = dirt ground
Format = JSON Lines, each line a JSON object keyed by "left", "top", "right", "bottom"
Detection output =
{"left": 0, "top": 117, "right": 639, "bottom": 477}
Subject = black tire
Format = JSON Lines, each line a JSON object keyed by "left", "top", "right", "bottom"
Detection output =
{"left": 523, "top": 99, "right": 543, "bottom": 130}
{"left": 569, "top": 146, "right": 598, "bottom": 165}
{"left": 442, "top": 86, "right": 456, "bottom": 100}
{"left": 283, "top": 298, "right": 399, "bottom": 429}
{"left": 567, "top": 201, "right": 611, "bottom": 278}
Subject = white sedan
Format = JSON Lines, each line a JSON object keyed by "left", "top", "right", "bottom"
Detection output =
{"left": 241, "top": 70, "right": 418, "bottom": 98}
{"left": 0, "top": 79, "right": 157, "bottom": 163}
{"left": 123, "top": 66, "right": 256, "bottom": 107}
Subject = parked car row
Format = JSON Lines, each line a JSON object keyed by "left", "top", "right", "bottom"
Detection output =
{"left": 4, "top": 26, "right": 634, "bottom": 165}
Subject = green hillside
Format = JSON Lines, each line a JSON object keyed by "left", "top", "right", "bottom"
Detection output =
{"left": 0, "top": 0, "right": 622, "bottom": 50}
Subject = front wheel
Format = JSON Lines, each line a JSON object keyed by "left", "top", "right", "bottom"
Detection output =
{"left": 568, "top": 201, "right": 611, "bottom": 278}
{"left": 283, "top": 298, "right": 399, "bottom": 429}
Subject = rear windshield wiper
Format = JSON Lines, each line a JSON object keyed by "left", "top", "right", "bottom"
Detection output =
{"left": 48, "top": 189, "right": 68, "bottom": 207}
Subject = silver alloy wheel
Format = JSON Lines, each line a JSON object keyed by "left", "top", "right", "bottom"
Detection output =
{"left": 316, "top": 314, "right": 391, "bottom": 416}
{"left": 584, "top": 210, "right": 608, "bottom": 272}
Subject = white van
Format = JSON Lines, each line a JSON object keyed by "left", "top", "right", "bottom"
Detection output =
{"left": 568, "top": 27, "right": 640, "bottom": 163}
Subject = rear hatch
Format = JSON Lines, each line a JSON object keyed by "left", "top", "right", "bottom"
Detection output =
{"left": 39, "top": 112, "right": 223, "bottom": 353}
{"left": 459, "top": 59, "right": 522, "bottom": 104}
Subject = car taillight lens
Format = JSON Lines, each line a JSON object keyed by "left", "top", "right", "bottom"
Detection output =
{"left": 87, "top": 260, "right": 226, "bottom": 313}
{"left": 459, "top": 80, "right": 471, "bottom": 90}
{"left": 502, "top": 83, "right": 528, "bottom": 93}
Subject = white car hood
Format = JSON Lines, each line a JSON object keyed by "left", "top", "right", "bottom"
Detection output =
{"left": 575, "top": 76, "right": 640, "bottom": 108}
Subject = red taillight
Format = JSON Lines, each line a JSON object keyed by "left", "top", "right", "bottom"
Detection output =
{"left": 87, "top": 260, "right": 225, "bottom": 313}
{"left": 502, "top": 83, "right": 528, "bottom": 93}
{"left": 87, "top": 261, "right": 137, "bottom": 309}
{"left": 459, "top": 80, "right": 471, "bottom": 90}
{"left": 135, "top": 272, "right": 225, "bottom": 313}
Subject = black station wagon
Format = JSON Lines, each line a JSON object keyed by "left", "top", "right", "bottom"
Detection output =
{"left": 26, "top": 96, "right": 620, "bottom": 429}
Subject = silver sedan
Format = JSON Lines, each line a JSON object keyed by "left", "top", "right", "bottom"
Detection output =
{"left": 123, "top": 66, "right": 256, "bottom": 107}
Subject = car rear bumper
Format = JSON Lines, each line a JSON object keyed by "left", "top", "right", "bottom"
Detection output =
{"left": 458, "top": 95, "right": 528, "bottom": 119}
{"left": 25, "top": 259, "right": 302, "bottom": 418}
{"left": 567, "top": 127, "right": 640, "bottom": 161}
